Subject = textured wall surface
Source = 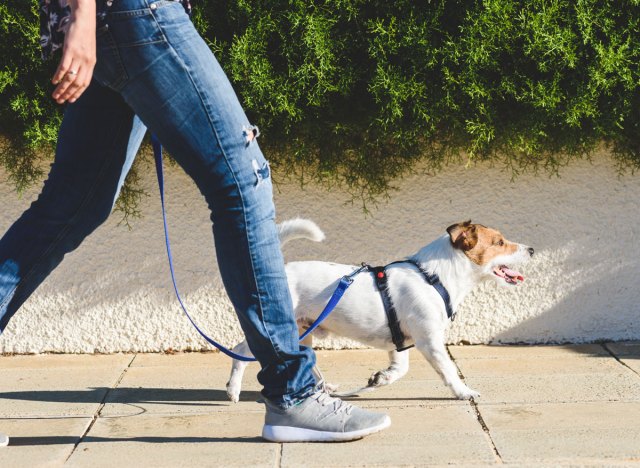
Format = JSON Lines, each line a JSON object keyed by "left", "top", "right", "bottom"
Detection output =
{"left": 0, "top": 151, "right": 638, "bottom": 353}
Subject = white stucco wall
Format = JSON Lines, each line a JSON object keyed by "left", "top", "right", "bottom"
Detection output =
{"left": 0, "top": 150, "right": 638, "bottom": 353}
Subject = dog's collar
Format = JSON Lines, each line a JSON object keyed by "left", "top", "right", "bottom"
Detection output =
{"left": 397, "top": 259, "right": 456, "bottom": 321}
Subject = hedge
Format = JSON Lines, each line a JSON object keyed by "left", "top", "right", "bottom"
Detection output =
{"left": 1, "top": 0, "right": 640, "bottom": 212}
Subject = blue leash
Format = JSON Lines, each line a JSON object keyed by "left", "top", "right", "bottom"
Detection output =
{"left": 151, "top": 135, "right": 357, "bottom": 361}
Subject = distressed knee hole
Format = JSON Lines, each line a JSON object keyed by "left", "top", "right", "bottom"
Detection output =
{"left": 252, "top": 159, "right": 270, "bottom": 187}
{"left": 243, "top": 125, "right": 260, "bottom": 146}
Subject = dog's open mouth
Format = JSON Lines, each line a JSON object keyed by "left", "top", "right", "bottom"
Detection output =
{"left": 493, "top": 265, "right": 524, "bottom": 284}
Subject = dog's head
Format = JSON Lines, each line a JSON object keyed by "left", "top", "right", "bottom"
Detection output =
{"left": 447, "top": 220, "right": 533, "bottom": 286}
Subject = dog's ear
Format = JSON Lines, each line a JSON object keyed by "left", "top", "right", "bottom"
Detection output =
{"left": 447, "top": 220, "right": 478, "bottom": 251}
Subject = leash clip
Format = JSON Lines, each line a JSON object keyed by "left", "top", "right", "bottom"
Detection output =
{"left": 343, "top": 263, "right": 370, "bottom": 284}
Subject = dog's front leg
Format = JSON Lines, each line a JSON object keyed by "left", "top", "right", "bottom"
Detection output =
{"left": 415, "top": 334, "right": 480, "bottom": 400}
{"left": 226, "top": 340, "right": 253, "bottom": 403}
{"left": 368, "top": 350, "right": 410, "bottom": 388}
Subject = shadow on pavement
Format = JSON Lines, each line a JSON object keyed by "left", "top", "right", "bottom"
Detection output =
{"left": 0, "top": 388, "right": 263, "bottom": 406}
{"left": 7, "top": 435, "right": 264, "bottom": 446}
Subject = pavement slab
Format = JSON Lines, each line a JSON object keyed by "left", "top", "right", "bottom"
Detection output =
{"left": 460, "top": 372, "right": 640, "bottom": 404}
{"left": 0, "top": 417, "right": 91, "bottom": 468}
{"left": 100, "top": 363, "right": 263, "bottom": 417}
{"left": 66, "top": 412, "right": 276, "bottom": 468}
{"left": 479, "top": 401, "right": 640, "bottom": 463}
{"left": 454, "top": 344, "right": 640, "bottom": 405}
{"left": 0, "top": 355, "right": 133, "bottom": 418}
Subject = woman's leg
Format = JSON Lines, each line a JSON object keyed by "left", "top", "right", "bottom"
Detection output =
{"left": 0, "top": 82, "right": 145, "bottom": 331}
{"left": 94, "top": 0, "right": 317, "bottom": 406}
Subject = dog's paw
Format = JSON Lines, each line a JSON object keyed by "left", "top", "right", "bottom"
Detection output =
{"left": 324, "top": 382, "right": 340, "bottom": 394}
{"left": 226, "top": 381, "right": 241, "bottom": 403}
{"left": 368, "top": 370, "right": 394, "bottom": 388}
{"left": 454, "top": 387, "right": 481, "bottom": 400}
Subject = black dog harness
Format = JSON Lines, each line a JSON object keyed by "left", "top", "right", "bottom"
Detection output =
{"left": 366, "top": 260, "right": 455, "bottom": 352}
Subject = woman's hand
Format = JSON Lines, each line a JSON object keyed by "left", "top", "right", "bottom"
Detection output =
{"left": 51, "top": 0, "right": 96, "bottom": 104}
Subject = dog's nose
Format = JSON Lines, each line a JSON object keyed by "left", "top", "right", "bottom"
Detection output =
{"left": 527, "top": 247, "right": 534, "bottom": 256}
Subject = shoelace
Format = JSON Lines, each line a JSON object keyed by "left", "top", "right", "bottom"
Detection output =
{"left": 312, "top": 369, "right": 354, "bottom": 415}
{"left": 313, "top": 389, "right": 354, "bottom": 415}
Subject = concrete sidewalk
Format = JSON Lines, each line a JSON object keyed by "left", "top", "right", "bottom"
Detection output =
{"left": 1, "top": 344, "right": 639, "bottom": 467}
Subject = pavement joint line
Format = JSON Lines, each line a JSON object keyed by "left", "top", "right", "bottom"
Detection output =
{"left": 447, "top": 345, "right": 503, "bottom": 464}
{"left": 602, "top": 343, "right": 640, "bottom": 378}
{"left": 468, "top": 399, "right": 502, "bottom": 464}
{"left": 128, "top": 352, "right": 141, "bottom": 367}
{"left": 275, "top": 443, "right": 283, "bottom": 468}
{"left": 63, "top": 353, "right": 138, "bottom": 463}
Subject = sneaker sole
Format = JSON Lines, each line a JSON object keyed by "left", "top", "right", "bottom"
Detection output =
{"left": 262, "top": 416, "right": 391, "bottom": 443}
{"left": 0, "top": 433, "right": 8, "bottom": 447}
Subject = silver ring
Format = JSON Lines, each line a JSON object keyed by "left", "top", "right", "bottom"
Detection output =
{"left": 67, "top": 70, "right": 78, "bottom": 76}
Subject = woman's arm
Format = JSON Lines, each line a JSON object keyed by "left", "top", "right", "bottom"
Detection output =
{"left": 52, "top": 0, "right": 96, "bottom": 104}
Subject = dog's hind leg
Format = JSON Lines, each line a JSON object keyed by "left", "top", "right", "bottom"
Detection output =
{"left": 368, "top": 350, "right": 410, "bottom": 388}
{"left": 226, "top": 340, "right": 253, "bottom": 403}
{"left": 415, "top": 332, "right": 480, "bottom": 400}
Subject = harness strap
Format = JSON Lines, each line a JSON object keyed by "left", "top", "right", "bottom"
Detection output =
{"left": 371, "top": 266, "right": 414, "bottom": 352}
{"left": 404, "top": 259, "right": 455, "bottom": 320}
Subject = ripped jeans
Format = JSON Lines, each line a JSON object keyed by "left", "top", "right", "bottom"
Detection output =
{"left": 0, "top": 0, "right": 316, "bottom": 407}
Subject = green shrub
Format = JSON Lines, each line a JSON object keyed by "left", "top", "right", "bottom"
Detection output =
{"left": 0, "top": 2, "right": 59, "bottom": 191}
{"left": 1, "top": 0, "right": 640, "bottom": 212}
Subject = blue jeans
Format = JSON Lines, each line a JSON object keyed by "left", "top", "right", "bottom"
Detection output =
{"left": 0, "top": 0, "right": 316, "bottom": 407}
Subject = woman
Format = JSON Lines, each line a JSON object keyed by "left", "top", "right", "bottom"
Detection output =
{"left": 0, "top": 0, "right": 390, "bottom": 444}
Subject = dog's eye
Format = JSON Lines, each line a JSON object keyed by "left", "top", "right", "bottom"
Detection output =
{"left": 496, "top": 239, "right": 504, "bottom": 246}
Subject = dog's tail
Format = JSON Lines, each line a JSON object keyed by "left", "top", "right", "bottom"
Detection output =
{"left": 278, "top": 218, "right": 325, "bottom": 247}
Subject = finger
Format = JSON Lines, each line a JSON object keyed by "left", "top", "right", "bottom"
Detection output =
{"left": 58, "top": 72, "right": 85, "bottom": 104}
{"left": 53, "top": 67, "right": 80, "bottom": 103}
{"left": 68, "top": 59, "right": 96, "bottom": 103}
{"left": 53, "top": 74, "right": 77, "bottom": 103}
{"left": 52, "top": 54, "right": 74, "bottom": 85}
{"left": 66, "top": 68, "right": 92, "bottom": 103}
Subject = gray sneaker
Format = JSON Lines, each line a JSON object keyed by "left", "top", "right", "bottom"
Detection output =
{"left": 262, "top": 389, "right": 391, "bottom": 442}
{"left": 0, "top": 432, "right": 8, "bottom": 447}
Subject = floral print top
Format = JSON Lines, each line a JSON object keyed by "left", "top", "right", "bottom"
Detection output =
{"left": 39, "top": 0, "right": 192, "bottom": 59}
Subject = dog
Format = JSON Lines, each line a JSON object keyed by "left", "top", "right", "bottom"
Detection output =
{"left": 226, "top": 218, "right": 534, "bottom": 402}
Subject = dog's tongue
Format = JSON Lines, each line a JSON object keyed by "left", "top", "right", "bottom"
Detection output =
{"left": 502, "top": 267, "right": 524, "bottom": 283}
{"left": 494, "top": 265, "right": 524, "bottom": 284}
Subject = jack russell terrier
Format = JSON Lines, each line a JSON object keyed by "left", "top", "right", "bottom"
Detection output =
{"left": 226, "top": 219, "right": 534, "bottom": 401}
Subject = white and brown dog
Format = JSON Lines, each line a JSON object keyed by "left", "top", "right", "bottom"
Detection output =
{"left": 226, "top": 219, "right": 533, "bottom": 402}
